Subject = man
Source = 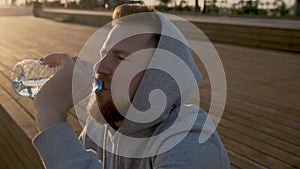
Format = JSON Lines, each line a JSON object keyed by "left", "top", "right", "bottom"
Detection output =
{"left": 33, "top": 4, "right": 230, "bottom": 169}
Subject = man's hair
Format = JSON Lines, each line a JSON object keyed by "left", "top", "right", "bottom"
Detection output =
{"left": 112, "top": 4, "right": 155, "bottom": 20}
{"left": 111, "top": 4, "right": 161, "bottom": 46}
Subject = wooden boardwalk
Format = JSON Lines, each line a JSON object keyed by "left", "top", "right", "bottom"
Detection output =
{"left": 0, "top": 15, "right": 299, "bottom": 169}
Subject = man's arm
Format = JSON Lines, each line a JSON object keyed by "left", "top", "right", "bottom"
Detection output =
{"left": 33, "top": 123, "right": 102, "bottom": 169}
{"left": 33, "top": 53, "right": 101, "bottom": 168}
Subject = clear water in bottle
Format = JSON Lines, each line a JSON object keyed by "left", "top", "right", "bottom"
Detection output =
{"left": 11, "top": 59, "right": 62, "bottom": 97}
{"left": 11, "top": 59, "right": 104, "bottom": 97}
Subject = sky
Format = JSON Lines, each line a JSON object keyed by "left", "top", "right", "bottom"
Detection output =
{"left": 0, "top": 0, "right": 296, "bottom": 8}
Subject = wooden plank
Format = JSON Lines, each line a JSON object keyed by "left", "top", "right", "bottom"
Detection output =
{"left": 188, "top": 29, "right": 300, "bottom": 168}
{"left": 0, "top": 124, "right": 26, "bottom": 169}
{"left": 268, "top": 80, "right": 300, "bottom": 98}
{"left": 0, "top": 103, "right": 44, "bottom": 168}
{"left": 201, "top": 87, "right": 300, "bottom": 140}
{"left": 0, "top": 133, "right": 16, "bottom": 169}
{"left": 230, "top": 84, "right": 300, "bottom": 118}
{"left": 199, "top": 88, "right": 300, "bottom": 145}
{"left": 230, "top": 165, "right": 240, "bottom": 169}
{"left": 200, "top": 86, "right": 300, "bottom": 133}
{"left": 0, "top": 87, "right": 38, "bottom": 138}
{"left": 218, "top": 125, "right": 300, "bottom": 167}
{"left": 198, "top": 89, "right": 298, "bottom": 167}
{"left": 0, "top": 159, "right": 9, "bottom": 169}
{"left": 189, "top": 80, "right": 300, "bottom": 167}
{"left": 219, "top": 134, "right": 293, "bottom": 169}
{"left": 0, "top": 111, "right": 40, "bottom": 169}
{"left": 220, "top": 118, "right": 300, "bottom": 156}
{"left": 223, "top": 109, "right": 300, "bottom": 146}
{"left": 226, "top": 149, "right": 267, "bottom": 169}
{"left": 242, "top": 85, "right": 300, "bottom": 117}
{"left": 228, "top": 100, "right": 299, "bottom": 134}
{"left": 0, "top": 70, "right": 36, "bottom": 119}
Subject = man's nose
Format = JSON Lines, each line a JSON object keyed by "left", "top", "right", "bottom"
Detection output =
{"left": 94, "top": 57, "right": 112, "bottom": 75}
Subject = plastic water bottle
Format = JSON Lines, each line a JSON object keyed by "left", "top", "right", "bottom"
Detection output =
{"left": 11, "top": 59, "right": 103, "bottom": 97}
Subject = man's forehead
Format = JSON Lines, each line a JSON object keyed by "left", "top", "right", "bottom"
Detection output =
{"left": 100, "top": 24, "right": 156, "bottom": 54}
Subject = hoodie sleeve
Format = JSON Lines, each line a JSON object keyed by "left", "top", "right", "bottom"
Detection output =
{"left": 33, "top": 123, "right": 102, "bottom": 169}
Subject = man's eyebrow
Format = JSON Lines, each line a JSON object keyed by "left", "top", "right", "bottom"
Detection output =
{"left": 100, "top": 48, "right": 130, "bottom": 56}
{"left": 111, "top": 49, "right": 130, "bottom": 56}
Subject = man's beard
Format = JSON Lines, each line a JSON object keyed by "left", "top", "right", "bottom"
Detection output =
{"left": 87, "top": 93, "right": 124, "bottom": 125}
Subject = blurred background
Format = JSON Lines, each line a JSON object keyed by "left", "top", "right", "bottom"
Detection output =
{"left": 0, "top": 0, "right": 300, "bottom": 17}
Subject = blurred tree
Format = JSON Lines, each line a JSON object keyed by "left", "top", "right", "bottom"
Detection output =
{"left": 156, "top": 0, "right": 172, "bottom": 11}
{"left": 237, "top": 0, "right": 244, "bottom": 9}
{"left": 195, "top": 0, "right": 200, "bottom": 12}
{"left": 202, "top": 0, "right": 207, "bottom": 13}
{"left": 220, "top": 0, "right": 228, "bottom": 8}
{"left": 235, "top": 0, "right": 263, "bottom": 15}
{"left": 296, "top": 0, "right": 300, "bottom": 16}
{"left": 265, "top": 0, "right": 270, "bottom": 11}
{"left": 272, "top": 0, "right": 280, "bottom": 7}
{"left": 212, "top": 0, "right": 217, "bottom": 6}
{"left": 232, "top": 2, "right": 237, "bottom": 9}
{"left": 175, "top": 0, "right": 191, "bottom": 11}
{"left": 211, "top": 0, "right": 218, "bottom": 13}
{"left": 201, "top": 0, "right": 219, "bottom": 14}
{"left": 79, "top": 0, "right": 101, "bottom": 8}
{"left": 273, "top": 0, "right": 288, "bottom": 16}
{"left": 259, "top": 1, "right": 264, "bottom": 9}
{"left": 67, "top": 1, "right": 79, "bottom": 8}
{"left": 160, "top": 0, "right": 172, "bottom": 6}
{"left": 11, "top": 0, "right": 16, "bottom": 5}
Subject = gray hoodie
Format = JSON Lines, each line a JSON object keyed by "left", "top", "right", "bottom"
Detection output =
{"left": 33, "top": 12, "right": 230, "bottom": 169}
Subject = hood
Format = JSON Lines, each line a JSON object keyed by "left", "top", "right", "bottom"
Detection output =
{"left": 117, "top": 11, "right": 202, "bottom": 136}
{"left": 76, "top": 11, "right": 204, "bottom": 159}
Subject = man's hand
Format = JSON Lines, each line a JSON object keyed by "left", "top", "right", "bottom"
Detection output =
{"left": 34, "top": 53, "right": 76, "bottom": 131}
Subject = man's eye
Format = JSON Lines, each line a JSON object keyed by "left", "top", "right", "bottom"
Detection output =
{"left": 116, "top": 55, "right": 124, "bottom": 60}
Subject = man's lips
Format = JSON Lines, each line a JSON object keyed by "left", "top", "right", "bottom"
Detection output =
{"left": 95, "top": 74, "right": 110, "bottom": 91}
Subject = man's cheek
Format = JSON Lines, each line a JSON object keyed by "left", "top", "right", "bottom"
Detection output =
{"left": 129, "top": 71, "right": 144, "bottom": 101}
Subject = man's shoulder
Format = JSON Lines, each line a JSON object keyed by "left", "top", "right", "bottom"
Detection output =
{"left": 152, "top": 104, "right": 222, "bottom": 150}
{"left": 152, "top": 106, "right": 230, "bottom": 169}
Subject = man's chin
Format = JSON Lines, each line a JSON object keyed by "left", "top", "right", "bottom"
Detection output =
{"left": 87, "top": 94, "right": 107, "bottom": 124}
{"left": 87, "top": 93, "right": 124, "bottom": 125}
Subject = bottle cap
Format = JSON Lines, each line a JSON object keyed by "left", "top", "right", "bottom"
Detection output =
{"left": 94, "top": 78, "right": 103, "bottom": 93}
